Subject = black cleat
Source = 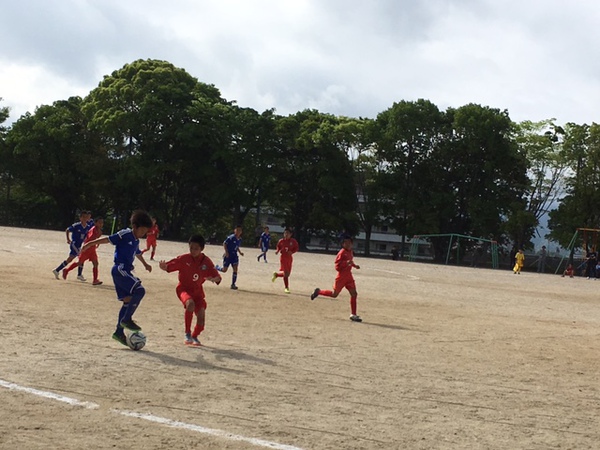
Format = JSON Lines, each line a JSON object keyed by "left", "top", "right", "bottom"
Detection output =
{"left": 120, "top": 319, "right": 142, "bottom": 332}
{"left": 310, "top": 288, "right": 320, "bottom": 301}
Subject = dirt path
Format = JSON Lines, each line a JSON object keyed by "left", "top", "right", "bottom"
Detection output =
{"left": 1, "top": 226, "right": 599, "bottom": 449}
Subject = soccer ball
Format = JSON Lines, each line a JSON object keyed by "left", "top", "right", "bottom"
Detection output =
{"left": 126, "top": 331, "right": 146, "bottom": 351}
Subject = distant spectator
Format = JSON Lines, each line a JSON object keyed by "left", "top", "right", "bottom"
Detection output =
{"left": 391, "top": 245, "right": 400, "bottom": 261}
{"left": 537, "top": 246, "right": 547, "bottom": 273}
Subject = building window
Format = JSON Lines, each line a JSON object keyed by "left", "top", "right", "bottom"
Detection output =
{"left": 379, "top": 244, "right": 387, "bottom": 251}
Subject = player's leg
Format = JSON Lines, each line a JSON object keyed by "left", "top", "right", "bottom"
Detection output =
{"left": 150, "top": 243, "right": 156, "bottom": 260}
{"left": 113, "top": 267, "right": 145, "bottom": 332}
{"left": 191, "top": 299, "right": 207, "bottom": 346}
{"left": 76, "top": 262, "right": 86, "bottom": 281}
{"left": 91, "top": 258, "right": 102, "bottom": 285}
{"left": 63, "top": 260, "right": 79, "bottom": 279}
{"left": 216, "top": 258, "right": 230, "bottom": 273}
{"left": 231, "top": 263, "right": 239, "bottom": 289}
{"left": 53, "top": 251, "right": 77, "bottom": 278}
{"left": 282, "top": 260, "right": 292, "bottom": 293}
{"left": 347, "top": 283, "right": 361, "bottom": 322}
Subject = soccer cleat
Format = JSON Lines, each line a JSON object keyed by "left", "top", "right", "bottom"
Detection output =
{"left": 310, "top": 288, "right": 320, "bottom": 301}
{"left": 77, "top": 275, "right": 86, "bottom": 282}
{"left": 271, "top": 272, "right": 277, "bottom": 283}
{"left": 257, "top": 255, "right": 261, "bottom": 262}
{"left": 120, "top": 319, "right": 142, "bottom": 331}
{"left": 184, "top": 333, "right": 194, "bottom": 346}
{"left": 349, "top": 314, "right": 363, "bottom": 322}
{"left": 230, "top": 284, "right": 238, "bottom": 290}
{"left": 112, "top": 332, "right": 128, "bottom": 346}
{"left": 190, "top": 336, "right": 201, "bottom": 347}
{"left": 52, "top": 269, "right": 60, "bottom": 280}
{"left": 62, "top": 270, "right": 68, "bottom": 280}
{"left": 264, "top": 260, "right": 267, "bottom": 264}
{"left": 284, "top": 288, "right": 291, "bottom": 294}
{"left": 92, "top": 280, "right": 103, "bottom": 286}
{"left": 215, "top": 265, "right": 222, "bottom": 271}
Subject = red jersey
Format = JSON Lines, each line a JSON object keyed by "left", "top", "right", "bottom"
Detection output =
{"left": 164, "top": 253, "right": 220, "bottom": 295}
{"left": 334, "top": 247, "right": 356, "bottom": 278}
{"left": 276, "top": 238, "right": 299, "bottom": 259}
{"left": 147, "top": 224, "right": 159, "bottom": 240}
{"left": 79, "top": 225, "right": 103, "bottom": 257}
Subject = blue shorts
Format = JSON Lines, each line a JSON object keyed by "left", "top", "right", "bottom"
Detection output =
{"left": 222, "top": 255, "right": 239, "bottom": 268}
{"left": 69, "top": 242, "right": 82, "bottom": 257}
{"left": 261, "top": 244, "right": 269, "bottom": 252}
{"left": 111, "top": 264, "right": 142, "bottom": 301}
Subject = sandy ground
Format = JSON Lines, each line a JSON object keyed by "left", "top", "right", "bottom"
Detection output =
{"left": 1, "top": 225, "right": 600, "bottom": 450}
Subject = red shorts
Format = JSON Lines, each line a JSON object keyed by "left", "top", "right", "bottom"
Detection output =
{"left": 177, "top": 287, "right": 207, "bottom": 312}
{"left": 333, "top": 275, "right": 356, "bottom": 293}
{"left": 279, "top": 256, "right": 293, "bottom": 274}
{"left": 78, "top": 249, "right": 98, "bottom": 264}
{"left": 146, "top": 236, "right": 157, "bottom": 246}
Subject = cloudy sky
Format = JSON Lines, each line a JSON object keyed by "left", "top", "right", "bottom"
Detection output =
{"left": 1, "top": 0, "right": 599, "bottom": 126}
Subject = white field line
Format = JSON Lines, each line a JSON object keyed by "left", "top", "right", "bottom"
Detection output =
{"left": 115, "top": 410, "right": 305, "bottom": 450}
{"left": 0, "top": 378, "right": 99, "bottom": 409}
{"left": 0, "top": 378, "right": 304, "bottom": 450}
{"left": 370, "top": 267, "right": 420, "bottom": 280}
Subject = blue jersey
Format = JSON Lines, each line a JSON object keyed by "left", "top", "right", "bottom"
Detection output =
{"left": 260, "top": 232, "right": 271, "bottom": 249}
{"left": 108, "top": 228, "right": 141, "bottom": 271}
{"left": 224, "top": 233, "right": 242, "bottom": 256}
{"left": 68, "top": 222, "right": 92, "bottom": 249}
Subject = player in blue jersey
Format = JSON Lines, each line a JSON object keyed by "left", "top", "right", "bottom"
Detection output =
{"left": 256, "top": 226, "right": 271, "bottom": 263}
{"left": 80, "top": 210, "right": 153, "bottom": 347}
{"left": 216, "top": 225, "right": 244, "bottom": 290}
{"left": 52, "top": 211, "right": 92, "bottom": 281}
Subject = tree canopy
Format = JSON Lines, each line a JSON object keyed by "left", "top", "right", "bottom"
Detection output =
{"left": 1, "top": 59, "right": 596, "bottom": 252}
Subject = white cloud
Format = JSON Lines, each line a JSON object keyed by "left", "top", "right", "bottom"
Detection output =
{"left": 1, "top": 0, "right": 599, "bottom": 125}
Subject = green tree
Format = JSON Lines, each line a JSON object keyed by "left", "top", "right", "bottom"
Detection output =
{"left": 0, "top": 98, "right": 11, "bottom": 223}
{"left": 272, "top": 110, "right": 357, "bottom": 249}
{"left": 83, "top": 59, "right": 231, "bottom": 237}
{"left": 547, "top": 123, "right": 600, "bottom": 247}
{"left": 440, "top": 104, "right": 529, "bottom": 246}
{"left": 6, "top": 96, "right": 107, "bottom": 226}
{"left": 375, "top": 99, "right": 446, "bottom": 257}
{"left": 512, "top": 120, "right": 567, "bottom": 244}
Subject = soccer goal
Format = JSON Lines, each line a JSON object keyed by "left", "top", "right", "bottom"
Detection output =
{"left": 555, "top": 228, "right": 600, "bottom": 275}
{"left": 408, "top": 233, "right": 500, "bottom": 269}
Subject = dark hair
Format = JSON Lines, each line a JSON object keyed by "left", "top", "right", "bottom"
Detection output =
{"left": 234, "top": 224, "right": 243, "bottom": 229}
{"left": 341, "top": 234, "right": 353, "bottom": 243}
{"left": 188, "top": 234, "right": 206, "bottom": 248}
{"left": 284, "top": 227, "right": 292, "bottom": 233}
{"left": 130, "top": 210, "right": 153, "bottom": 228}
{"left": 94, "top": 217, "right": 104, "bottom": 222}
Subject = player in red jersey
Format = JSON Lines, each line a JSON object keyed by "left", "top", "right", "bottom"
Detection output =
{"left": 62, "top": 217, "right": 105, "bottom": 285}
{"left": 159, "top": 234, "right": 222, "bottom": 346}
{"left": 310, "top": 235, "right": 362, "bottom": 322}
{"left": 142, "top": 217, "right": 159, "bottom": 260}
{"left": 271, "top": 228, "right": 299, "bottom": 294}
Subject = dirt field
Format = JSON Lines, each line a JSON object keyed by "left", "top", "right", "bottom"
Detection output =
{"left": 1, "top": 225, "right": 600, "bottom": 450}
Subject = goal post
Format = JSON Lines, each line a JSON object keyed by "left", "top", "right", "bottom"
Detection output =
{"left": 409, "top": 233, "right": 499, "bottom": 269}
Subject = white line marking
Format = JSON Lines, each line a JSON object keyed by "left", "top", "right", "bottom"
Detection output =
{"left": 0, "top": 379, "right": 303, "bottom": 450}
{"left": 371, "top": 268, "right": 420, "bottom": 280}
{"left": 114, "top": 410, "right": 305, "bottom": 450}
{"left": 0, "top": 379, "right": 99, "bottom": 409}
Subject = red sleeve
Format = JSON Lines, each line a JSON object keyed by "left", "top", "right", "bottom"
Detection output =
{"left": 165, "top": 255, "right": 183, "bottom": 273}
{"left": 203, "top": 256, "right": 221, "bottom": 282}
{"left": 291, "top": 239, "right": 299, "bottom": 254}
{"left": 276, "top": 240, "right": 283, "bottom": 252}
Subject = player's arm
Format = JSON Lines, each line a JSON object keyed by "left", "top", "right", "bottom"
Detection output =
{"left": 223, "top": 241, "right": 229, "bottom": 258}
{"left": 80, "top": 236, "right": 110, "bottom": 253}
{"left": 159, "top": 257, "right": 178, "bottom": 272}
{"left": 238, "top": 246, "right": 244, "bottom": 257}
{"left": 205, "top": 267, "right": 222, "bottom": 285}
{"left": 136, "top": 252, "right": 152, "bottom": 272}
{"left": 65, "top": 228, "right": 72, "bottom": 244}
